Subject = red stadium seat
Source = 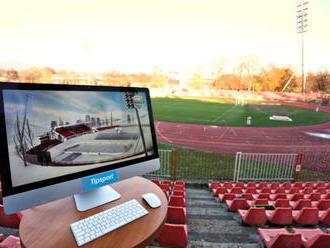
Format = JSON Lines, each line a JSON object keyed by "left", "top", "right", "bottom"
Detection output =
{"left": 174, "top": 181, "right": 185, "bottom": 186}
{"left": 0, "top": 234, "right": 21, "bottom": 248}
{"left": 212, "top": 187, "right": 227, "bottom": 196}
{"left": 157, "top": 223, "right": 188, "bottom": 247}
{"left": 270, "top": 182, "right": 280, "bottom": 190}
{"left": 292, "top": 207, "right": 319, "bottom": 225}
{"left": 301, "top": 187, "right": 314, "bottom": 194}
{"left": 247, "top": 199, "right": 269, "bottom": 207}
{"left": 266, "top": 207, "right": 293, "bottom": 225}
{"left": 246, "top": 182, "right": 257, "bottom": 188}
{"left": 238, "top": 207, "right": 267, "bottom": 225}
{"left": 258, "top": 188, "right": 271, "bottom": 194}
{"left": 270, "top": 193, "right": 287, "bottom": 201}
{"left": 255, "top": 193, "right": 270, "bottom": 200}
{"left": 292, "top": 182, "right": 303, "bottom": 189}
{"left": 321, "top": 192, "right": 330, "bottom": 200}
{"left": 162, "top": 180, "right": 173, "bottom": 185}
{"left": 257, "top": 182, "right": 269, "bottom": 189}
{"left": 258, "top": 228, "right": 301, "bottom": 248}
{"left": 235, "top": 182, "right": 244, "bottom": 188}
{"left": 292, "top": 228, "right": 330, "bottom": 248}
{"left": 288, "top": 193, "right": 304, "bottom": 201}
{"left": 230, "top": 187, "right": 242, "bottom": 194}
{"left": 304, "top": 182, "right": 315, "bottom": 189}
{"left": 218, "top": 193, "right": 235, "bottom": 203}
{"left": 269, "top": 199, "right": 290, "bottom": 208}
{"left": 225, "top": 199, "right": 248, "bottom": 212}
{"left": 160, "top": 184, "right": 171, "bottom": 192}
{"left": 319, "top": 209, "right": 330, "bottom": 225}
{"left": 287, "top": 187, "right": 300, "bottom": 194}
{"left": 169, "top": 196, "right": 185, "bottom": 208}
{"left": 208, "top": 181, "right": 220, "bottom": 190}
{"left": 315, "top": 182, "right": 326, "bottom": 188}
{"left": 312, "top": 199, "right": 330, "bottom": 210}
{"left": 223, "top": 182, "right": 233, "bottom": 189}
{"left": 272, "top": 188, "right": 286, "bottom": 194}
{"left": 0, "top": 205, "right": 22, "bottom": 229}
{"left": 315, "top": 187, "right": 327, "bottom": 194}
{"left": 174, "top": 185, "right": 185, "bottom": 191}
{"left": 244, "top": 187, "right": 257, "bottom": 194}
{"left": 290, "top": 199, "right": 312, "bottom": 210}
{"left": 167, "top": 206, "right": 186, "bottom": 224}
{"left": 305, "top": 193, "right": 321, "bottom": 201}
{"left": 172, "top": 190, "right": 185, "bottom": 197}
{"left": 241, "top": 193, "right": 254, "bottom": 201}
{"left": 281, "top": 182, "right": 291, "bottom": 190}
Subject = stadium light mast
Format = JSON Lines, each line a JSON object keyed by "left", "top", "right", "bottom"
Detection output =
{"left": 296, "top": 0, "right": 308, "bottom": 97}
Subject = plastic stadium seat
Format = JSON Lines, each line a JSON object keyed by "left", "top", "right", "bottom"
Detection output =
{"left": 0, "top": 234, "right": 21, "bottom": 248}
{"left": 0, "top": 205, "right": 22, "bottom": 229}
{"left": 208, "top": 181, "right": 220, "bottom": 190}
{"left": 244, "top": 187, "right": 257, "bottom": 194}
{"left": 288, "top": 193, "right": 304, "bottom": 201}
{"left": 162, "top": 180, "right": 173, "bottom": 186}
{"left": 326, "top": 183, "right": 330, "bottom": 189}
{"left": 151, "top": 179, "right": 161, "bottom": 186}
{"left": 292, "top": 207, "right": 319, "bottom": 225}
{"left": 167, "top": 206, "right": 187, "bottom": 224}
{"left": 174, "top": 185, "right": 185, "bottom": 191}
{"left": 223, "top": 182, "right": 233, "bottom": 189}
{"left": 290, "top": 199, "right": 312, "bottom": 210}
{"left": 312, "top": 199, "right": 330, "bottom": 210}
{"left": 174, "top": 181, "right": 185, "bottom": 187}
{"left": 225, "top": 199, "right": 248, "bottom": 212}
{"left": 169, "top": 196, "right": 185, "bottom": 208}
{"left": 321, "top": 192, "right": 330, "bottom": 200}
{"left": 302, "top": 187, "right": 314, "bottom": 194}
{"left": 269, "top": 199, "right": 290, "bottom": 208}
{"left": 218, "top": 193, "right": 235, "bottom": 203}
{"left": 241, "top": 193, "right": 254, "bottom": 201}
{"left": 229, "top": 187, "right": 242, "bottom": 194}
{"left": 319, "top": 209, "right": 330, "bottom": 225}
{"left": 160, "top": 184, "right": 171, "bottom": 192}
{"left": 255, "top": 193, "right": 270, "bottom": 200}
{"left": 305, "top": 193, "right": 321, "bottom": 201}
{"left": 258, "top": 188, "right": 271, "bottom": 194}
{"left": 238, "top": 207, "right": 267, "bottom": 225}
{"left": 212, "top": 187, "right": 227, "bottom": 196}
{"left": 287, "top": 187, "right": 300, "bottom": 194}
{"left": 235, "top": 182, "right": 244, "bottom": 188}
{"left": 273, "top": 188, "right": 286, "bottom": 194}
{"left": 292, "top": 182, "right": 304, "bottom": 189}
{"left": 315, "top": 182, "right": 326, "bottom": 188}
{"left": 258, "top": 228, "right": 301, "bottom": 248}
{"left": 157, "top": 223, "right": 188, "bottom": 247}
{"left": 292, "top": 228, "right": 330, "bottom": 248}
{"left": 315, "top": 187, "right": 327, "bottom": 195}
{"left": 304, "top": 182, "right": 315, "bottom": 189}
{"left": 266, "top": 207, "right": 293, "bottom": 225}
{"left": 246, "top": 182, "right": 257, "bottom": 188}
{"left": 281, "top": 182, "right": 292, "bottom": 190}
{"left": 270, "top": 193, "right": 287, "bottom": 201}
{"left": 172, "top": 190, "right": 185, "bottom": 197}
{"left": 257, "top": 182, "right": 268, "bottom": 189}
{"left": 270, "top": 182, "right": 280, "bottom": 190}
{"left": 247, "top": 199, "right": 269, "bottom": 207}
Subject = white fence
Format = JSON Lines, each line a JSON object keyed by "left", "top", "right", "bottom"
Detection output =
{"left": 233, "top": 152, "right": 299, "bottom": 182}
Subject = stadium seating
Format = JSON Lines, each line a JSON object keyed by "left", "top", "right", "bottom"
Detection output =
{"left": 319, "top": 209, "right": 330, "bottom": 225}
{"left": 287, "top": 187, "right": 300, "bottom": 194}
{"left": 156, "top": 223, "right": 188, "bottom": 247}
{"left": 270, "top": 182, "right": 280, "bottom": 190}
{"left": 312, "top": 199, "right": 330, "bottom": 210}
{"left": 0, "top": 234, "right": 21, "bottom": 248}
{"left": 160, "top": 184, "right": 171, "bottom": 192}
{"left": 235, "top": 182, "right": 245, "bottom": 188}
{"left": 315, "top": 182, "right": 326, "bottom": 188}
{"left": 258, "top": 182, "right": 268, "bottom": 189}
{"left": 172, "top": 190, "right": 185, "bottom": 197}
{"left": 321, "top": 192, "right": 330, "bottom": 199}
{"left": 254, "top": 193, "right": 270, "bottom": 200}
{"left": 243, "top": 187, "right": 257, "bottom": 194}
{"left": 151, "top": 179, "right": 161, "bottom": 186}
{"left": 290, "top": 199, "right": 312, "bottom": 210}
{"left": 229, "top": 187, "right": 242, "bottom": 194}
{"left": 305, "top": 193, "right": 321, "bottom": 201}
{"left": 304, "top": 182, "right": 315, "bottom": 188}
{"left": 292, "top": 228, "right": 330, "bottom": 248}
{"left": 272, "top": 188, "right": 286, "bottom": 194}
{"left": 258, "top": 228, "right": 301, "bottom": 248}
{"left": 241, "top": 193, "right": 254, "bottom": 201}
{"left": 0, "top": 205, "right": 22, "bottom": 228}
{"left": 302, "top": 187, "right": 314, "bottom": 194}
{"left": 266, "top": 208, "right": 293, "bottom": 225}
{"left": 212, "top": 187, "right": 227, "bottom": 196}
{"left": 169, "top": 196, "right": 185, "bottom": 208}
{"left": 225, "top": 199, "right": 248, "bottom": 212}
{"left": 174, "top": 181, "right": 185, "bottom": 187}
{"left": 167, "top": 206, "right": 187, "bottom": 224}
{"left": 238, "top": 207, "right": 267, "bottom": 225}
{"left": 292, "top": 207, "right": 319, "bottom": 225}
{"left": 315, "top": 187, "right": 327, "bottom": 194}
{"left": 246, "top": 182, "right": 257, "bottom": 188}
{"left": 208, "top": 181, "right": 220, "bottom": 191}
{"left": 223, "top": 182, "right": 233, "bottom": 189}
{"left": 258, "top": 188, "right": 271, "bottom": 194}
{"left": 218, "top": 193, "right": 235, "bottom": 203}
{"left": 288, "top": 193, "right": 304, "bottom": 201}
{"left": 269, "top": 199, "right": 290, "bottom": 208}
{"left": 269, "top": 193, "right": 287, "bottom": 201}
{"left": 292, "top": 182, "right": 304, "bottom": 189}
{"left": 247, "top": 199, "right": 269, "bottom": 207}
{"left": 281, "top": 182, "right": 292, "bottom": 190}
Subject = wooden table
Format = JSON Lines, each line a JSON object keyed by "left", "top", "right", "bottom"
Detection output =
{"left": 19, "top": 177, "right": 168, "bottom": 248}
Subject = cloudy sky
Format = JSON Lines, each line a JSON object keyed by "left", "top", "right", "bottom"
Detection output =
{"left": 0, "top": 0, "right": 329, "bottom": 76}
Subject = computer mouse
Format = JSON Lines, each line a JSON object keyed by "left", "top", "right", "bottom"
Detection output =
{"left": 142, "top": 193, "right": 161, "bottom": 208}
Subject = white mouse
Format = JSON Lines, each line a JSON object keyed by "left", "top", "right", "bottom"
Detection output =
{"left": 142, "top": 193, "right": 161, "bottom": 208}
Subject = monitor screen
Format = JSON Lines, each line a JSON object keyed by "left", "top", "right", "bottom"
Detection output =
{"left": 0, "top": 83, "right": 159, "bottom": 213}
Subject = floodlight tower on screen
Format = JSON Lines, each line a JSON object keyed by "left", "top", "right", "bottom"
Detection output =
{"left": 0, "top": 83, "right": 160, "bottom": 214}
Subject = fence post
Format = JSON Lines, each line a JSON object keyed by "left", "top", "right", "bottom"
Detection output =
{"left": 294, "top": 153, "right": 303, "bottom": 181}
{"left": 170, "top": 148, "right": 177, "bottom": 180}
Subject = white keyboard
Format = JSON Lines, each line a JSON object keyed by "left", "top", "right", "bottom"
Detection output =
{"left": 70, "top": 199, "right": 149, "bottom": 246}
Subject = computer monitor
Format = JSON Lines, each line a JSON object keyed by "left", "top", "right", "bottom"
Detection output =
{"left": 0, "top": 82, "right": 160, "bottom": 214}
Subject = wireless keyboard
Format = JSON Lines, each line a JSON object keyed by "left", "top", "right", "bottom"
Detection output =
{"left": 70, "top": 199, "right": 149, "bottom": 246}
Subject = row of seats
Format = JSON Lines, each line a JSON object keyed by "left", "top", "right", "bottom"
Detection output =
{"left": 209, "top": 181, "right": 330, "bottom": 190}
{"left": 239, "top": 207, "right": 330, "bottom": 226}
{"left": 151, "top": 179, "right": 188, "bottom": 247}
{"left": 258, "top": 228, "right": 330, "bottom": 248}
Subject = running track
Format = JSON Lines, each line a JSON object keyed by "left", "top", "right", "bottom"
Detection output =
{"left": 155, "top": 102, "right": 330, "bottom": 155}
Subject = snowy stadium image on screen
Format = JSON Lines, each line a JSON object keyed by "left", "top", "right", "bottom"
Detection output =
{"left": 3, "top": 90, "right": 155, "bottom": 187}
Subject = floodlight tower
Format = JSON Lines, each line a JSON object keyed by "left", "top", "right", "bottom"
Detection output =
{"left": 296, "top": 0, "right": 308, "bottom": 97}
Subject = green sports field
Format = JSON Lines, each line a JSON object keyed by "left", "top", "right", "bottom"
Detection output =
{"left": 151, "top": 97, "right": 330, "bottom": 127}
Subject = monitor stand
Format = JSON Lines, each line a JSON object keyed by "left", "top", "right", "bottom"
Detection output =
{"left": 73, "top": 185, "right": 121, "bottom": 212}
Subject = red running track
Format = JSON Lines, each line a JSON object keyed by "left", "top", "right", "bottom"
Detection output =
{"left": 155, "top": 103, "right": 330, "bottom": 155}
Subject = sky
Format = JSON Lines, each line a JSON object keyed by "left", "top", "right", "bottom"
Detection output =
{"left": 0, "top": 0, "right": 329, "bottom": 77}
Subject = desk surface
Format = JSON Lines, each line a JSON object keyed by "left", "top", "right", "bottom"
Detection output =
{"left": 19, "top": 177, "right": 168, "bottom": 248}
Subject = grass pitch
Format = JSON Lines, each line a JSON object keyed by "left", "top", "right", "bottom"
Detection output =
{"left": 151, "top": 97, "right": 330, "bottom": 127}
